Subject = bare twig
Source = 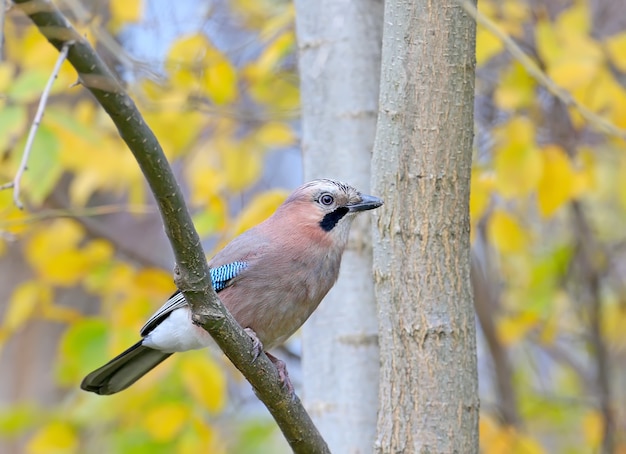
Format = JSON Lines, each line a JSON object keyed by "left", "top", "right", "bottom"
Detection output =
{"left": 571, "top": 202, "right": 615, "bottom": 454}
{"left": 457, "top": 0, "right": 626, "bottom": 142}
{"left": 0, "top": 203, "right": 155, "bottom": 227}
{"left": 0, "top": 0, "right": 6, "bottom": 61}
{"left": 472, "top": 229, "right": 521, "bottom": 427}
{"left": 1, "top": 42, "right": 71, "bottom": 209}
{"left": 59, "top": 0, "right": 162, "bottom": 81}
{"left": 13, "top": 1, "right": 329, "bottom": 452}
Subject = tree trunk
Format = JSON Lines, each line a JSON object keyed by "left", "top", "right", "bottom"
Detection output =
{"left": 294, "top": 0, "right": 383, "bottom": 451}
{"left": 371, "top": 0, "right": 479, "bottom": 452}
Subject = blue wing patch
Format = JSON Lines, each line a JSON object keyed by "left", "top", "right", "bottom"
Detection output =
{"left": 210, "top": 261, "right": 248, "bottom": 291}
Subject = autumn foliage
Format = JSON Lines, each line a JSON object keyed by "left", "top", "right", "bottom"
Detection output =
{"left": 1, "top": 0, "right": 625, "bottom": 453}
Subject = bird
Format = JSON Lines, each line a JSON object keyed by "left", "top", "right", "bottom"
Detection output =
{"left": 81, "top": 178, "right": 383, "bottom": 395}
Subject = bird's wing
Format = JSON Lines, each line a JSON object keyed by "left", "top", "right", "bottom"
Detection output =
{"left": 139, "top": 261, "right": 249, "bottom": 336}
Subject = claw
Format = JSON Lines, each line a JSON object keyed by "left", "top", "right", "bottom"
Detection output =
{"left": 244, "top": 327, "right": 264, "bottom": 361}
{"left": 266, "top": 352, "right": 294, "bottom": 395}
{"left": 244, "top": 329, "right": 294, "bottom": 395}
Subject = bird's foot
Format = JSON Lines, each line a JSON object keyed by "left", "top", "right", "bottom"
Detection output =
{"left": 243, "top": 328, "right": 294, "bottom": 395}
{"left": 266, "top": 352, "right": 294, "bottom": 395}
{"left": 244, "top": 327, "right": 264, "bottom": 360}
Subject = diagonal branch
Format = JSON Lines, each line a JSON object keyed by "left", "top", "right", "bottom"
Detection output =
{"left": 457, "top": 0, "right": 626, "bottom": 142}
{"left": 12, "top": 1, "right": 329, "bottom": 452}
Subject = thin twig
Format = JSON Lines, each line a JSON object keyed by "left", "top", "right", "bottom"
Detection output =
{"left": 2, "top": 42, "right": 72, "bottom": 209}
{"left": 471, "top": 236, "right": 521, "bottom": 427}
{"left": 457, "top": 0, "right": 626, "bottom": 142}
{"left": 0, "top": 0, "right": 6, "bottom": 61}
{"left": 0, "top": 203, "right": 156, "bottom": 227}
{"left": 571, "top": 202, "right": 615, "bottom": 454}
{"left": 59, "top": 0, "right": 162, "bottom": 81}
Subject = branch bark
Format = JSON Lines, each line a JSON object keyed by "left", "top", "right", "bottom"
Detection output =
{"left": 13, "top": 1, "right": 329, "bottom": 452}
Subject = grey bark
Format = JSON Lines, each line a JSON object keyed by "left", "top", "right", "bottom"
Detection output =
{"left": 294, "top": 0, "right": 383, "bottom": 451}
{"left": 371, "top": 0, "right": 479, "bottom": 452}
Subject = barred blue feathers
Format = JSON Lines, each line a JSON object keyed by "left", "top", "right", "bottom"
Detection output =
{"left": 210, "top": 261, "right": 248, "bottom": 291}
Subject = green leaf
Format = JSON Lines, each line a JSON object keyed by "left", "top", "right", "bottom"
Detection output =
{"left": 192, "top": 210, "right": 222, "bottom": 237}
{"left": 112, "top": 428, "right": 175, "bottom": 454}
{"left": 0, "top": 404, "right": 41, "bottom": 437}
{"left": 6, "top": 71, "right": 50, "bottom": 103}
{"left": 232, "top": 418, "right": 286, "bottom": 454}
{"left": 57, "top": 318, "right": 108, "bottom": 385}
{"left": 14, "top": 124, "right": 62, "bottom": 206}
{"left": 0, "top": 105, "right": 27, "bottom": 152}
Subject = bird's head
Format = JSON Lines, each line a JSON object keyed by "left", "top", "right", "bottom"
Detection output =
{"left": 279, "top": 179, "right": 383, "bottom": 245}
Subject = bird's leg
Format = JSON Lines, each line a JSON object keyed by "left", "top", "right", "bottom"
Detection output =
{"left": 243, "top": 328, "right": 294, "bottom": 394}
{"left": 265, "top": 352, "right": 294, "bottom": 395}
{"left": 244, "top": 327, "right": 264, "bottom": 360}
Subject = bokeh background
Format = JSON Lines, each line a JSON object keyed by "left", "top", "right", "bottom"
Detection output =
{"left": 1, "top": 0, "right": 625, "bottom": 452}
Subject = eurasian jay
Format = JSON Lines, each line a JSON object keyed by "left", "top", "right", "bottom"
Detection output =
{"left": 81, "top": 179, "right": 383, "bottom": 395}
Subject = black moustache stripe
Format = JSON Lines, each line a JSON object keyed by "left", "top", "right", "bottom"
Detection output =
{"left": 319, "top": 207, "right": 349, "bottom": 232}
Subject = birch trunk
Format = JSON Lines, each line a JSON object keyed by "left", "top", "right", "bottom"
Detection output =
{"left": 371, "top": 0, "right": 479, "bottom": 451}
{"left": 294, "top": 0, "right": 383, "bottom": 451}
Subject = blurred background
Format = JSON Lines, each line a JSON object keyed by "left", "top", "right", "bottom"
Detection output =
{"left": 0, "top": 0, "right": 625, "bottom": 452}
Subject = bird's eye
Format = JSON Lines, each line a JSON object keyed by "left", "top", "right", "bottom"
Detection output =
{"left": 319, "top": 194, "right": 334, "bottom": 206}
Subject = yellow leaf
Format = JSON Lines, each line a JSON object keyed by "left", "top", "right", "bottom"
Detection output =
{"left": 582, "top": 410, "right": 604, "bottom": 449}
{"left": 142, "top": 109, "right": 204, "bottom": 159}
{"left": 6, "top": 27, "right": 76, "bottom": 86}
{"left": 488, "top": 210, "right": 528, "bottom": 254}
{"left": 602, "top": 301, "right": 626, "bottom": 349}
{"left": 470, "top": 171, "right": 494, "bottom": 225}
{"left": 27, "top": 421, "right": 78, "bottom": 454}
{"left": 222, "top": 145, "right": 262, "bottom": 191}
{"left": 494, "top": 62, "right": 535, "bottom": 110}
{"left": 244, "top": 66, "right": 299, "bottom": 111}
{"left": 252, "top": 122, "right": 294, "bottom": 148}
{"left": 40, "top": 301, "right": 82, "bottom": 324}
{"left": 177, "top": 417, "right": 223, "bottom": 454}
{"left": 497, "top": 311, "right": 540, "bottom": 345}
{"left": 255, "top": 32, "right": 294, "bottom": 73}
{"left": 556, "top": 1, "right": 590, "bottom": 35}
{"left": 476, "top": 27, "right": 503, "bottom": 66}
{"left": 0, "top": 62, "right": 15, "bottom": 92}
{"left": 180, "top": 352, "right": 226, "bottom": 413}
{"left": 571, "top": 148, "right": 596, "bottom": 196}
{"left": 605, "top": 32, "right": 626, "bottom": 72}
{"left": 26, "top": 219, "right": 83, "bottom": 264}
{"left": 25, "top": 220, "right": 113, "bottom": 286}
{"left": 607, "top": 83, "right": 626, "bottom": 129}
{"left": 113, "top": 297, "right": 152, "bottom": 330}
{"left": 201, "top": 59, "right": 238, "bottom": 105}
{"left": 143, "top": 402, "right": 190, "bottom": 442}
{"left": 537, "top": 145, "right": 575, "bottom": 217}
{"left": 168, "top": 34, "right": 211, "bottom": 64}
{"left": 548, "top": 55, "right": 601, "bottom": 91}
{"left": 536, "top": 20, "right": 562, "bottom": 67}
{"left": 494, "top": 118, "right": 542, "bottom": 198}
{"left": 481, "top": 416, "right": 546, "bottom": 454}
{"left": 134, "top": 269, "right": 176, "bottom": 298}
{"left": 110, "top": 0, "right": 143, "bottom": 24}
{"left": 227, "top": 189, "right": 289, "bottom": 238}
{"left": 168, "top": 34, "right": 238, "bottom": 105}
{"left": 4, "top": 281, "right": 50, "bottom": 332}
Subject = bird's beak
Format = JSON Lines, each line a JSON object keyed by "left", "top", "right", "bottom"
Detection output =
{"left": 348, "top": 194, "right": 384, "bottom": 212}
